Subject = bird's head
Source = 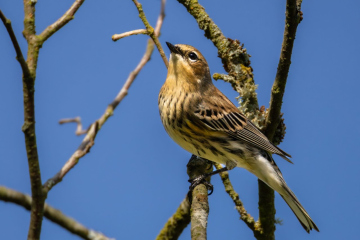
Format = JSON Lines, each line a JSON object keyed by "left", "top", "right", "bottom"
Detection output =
{"left": 165, "top": 42, "right": 212, "bottom": 91}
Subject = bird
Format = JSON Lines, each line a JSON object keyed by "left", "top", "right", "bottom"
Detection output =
{"left": 158, "top": 42, "right": 319, "bottom": 233}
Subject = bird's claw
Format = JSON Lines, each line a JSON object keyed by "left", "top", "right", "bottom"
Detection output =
{"left": 187, "top": 175, "right": 214, "bottom": 203}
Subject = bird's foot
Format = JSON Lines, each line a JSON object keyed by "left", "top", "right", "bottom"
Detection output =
{"left": 187, "top": 175, "right": 214, "bottom": 203}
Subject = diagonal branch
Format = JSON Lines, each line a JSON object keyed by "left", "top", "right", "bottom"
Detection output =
{"left": 43, "top": 122, "right": 99, "bottom": 193}
{"left": 0, "top": 10, "right": 30, "bottom": 78}
{"left": 43, "top": 0, "right": 166, "bottom": 193}
{"left": 214, "top": 163, "right": 262, "bottom": 235}
{"left": 155, "top": 196, "right": 191, "bottom": 240}
{"left": 132, "top": 0, "right": 168, "bottom": 68}
{"left": 263, "top": 0, "right": 303, "bottom": 141}
{"left": 38, "top": 0, "right": 85, "bottom": 42}
{"left": 0, "top": 186, "right": 113, "bottom": 240}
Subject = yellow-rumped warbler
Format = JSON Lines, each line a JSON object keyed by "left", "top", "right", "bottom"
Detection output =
{"left": 158, "top": 42, "right": 319, "bottom": 232}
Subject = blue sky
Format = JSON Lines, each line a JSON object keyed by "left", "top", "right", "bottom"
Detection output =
{"left": 1, "top": 0, "right": 359, "bottom": 239}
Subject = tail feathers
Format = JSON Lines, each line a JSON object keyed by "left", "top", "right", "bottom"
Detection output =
{"left": 281, "top": 190, "right": 319, "bottom": 233}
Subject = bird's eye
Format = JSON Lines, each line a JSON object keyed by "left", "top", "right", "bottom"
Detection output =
{"left": 188, "top": 52, "right": 198, "bottom": 61}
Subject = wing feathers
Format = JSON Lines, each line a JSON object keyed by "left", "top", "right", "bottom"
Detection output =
{"left": 194, "top": 93, "right": 291, "bottom": 162}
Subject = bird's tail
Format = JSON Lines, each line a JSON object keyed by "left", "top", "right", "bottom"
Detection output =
{"left": 280, "top": 185, "right": 319, "bottom": 233}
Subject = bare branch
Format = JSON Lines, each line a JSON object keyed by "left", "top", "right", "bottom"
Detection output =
{"left": 22, "top": 0, "right": 85, "bottom": 238}
{"left": 0, "top": 10, "right": 30, "bottom": 78}
{"left": 112, "top": 29, "right": 147, "bottom": 41}
{"left": 44, "top": 0, "right": 167, "bottom": 193}
{"left": 43, "top": 122, "right": 99, "bottom": 193}
{"left": 258, "top": 3, "right": 303, "bottom": 237}
{"left": 214, "top": 163, "right": 262, "bottom": 235}
{"left": 22, "top": 1, "right": 45, "bottom": 239}
{"left": 0, "top": 186, "right": 113, "bottom": 240}
{"left": 132, "top": 0, "right": 168, "bottom": 68}
{"left": 156, "top": 196, "right": 190, "bottom": 240}
{"left": 263, "top": 0, "right": 303, "bottom": 141}
{"left": 59, "top": 117, "right": 88, "bottom": 135}
{"left": 257, "top": 180, "right": 275, "bottom": 240}
{"left": 109, "top": 40, "right": 155, "bottom": 109}
{"left": 38, "top": 0, "right": 85, "bottom": 42}
{"left": 154, "top": 0, "right": 166, "bottom": 36}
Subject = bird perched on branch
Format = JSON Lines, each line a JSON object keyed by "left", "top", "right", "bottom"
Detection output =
{"left": 158, "top": 42, "right": 319, "bottom": 233}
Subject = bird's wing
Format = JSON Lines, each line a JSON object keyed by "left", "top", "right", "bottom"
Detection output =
{"left": 194, "top": 88, "right": 292, "bottom": 162}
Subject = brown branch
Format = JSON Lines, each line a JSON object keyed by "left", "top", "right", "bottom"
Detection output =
{"left": 22, "top": 0, "right": 86, "bottom": 238}
{"left": 257, "top": 180, "right": 275, "bottom": 240}
{"left": 257, "top": 2, "right": 303, "bottom": 239}
{"left": 0, "top": 186, "right": 113, "bottom": 240}
{"left": 59, "top": 117, "right": 88, "bottom": 135}
{"left": 22, "top": 1, "right": 44, "bottom": 239}
{"left": 38, "top": 0, "right": 85, "bottom": 42}
{"left": 214, "top": 163, "right": 262, "bottom": 235}
{"left": 112, "top": 29, "right": 147, "bottom": 41}
{"left": 44, "top": 0, "right": 166, "bottom": 193}
{"left": 0, "top": 10, "right": 30, "bottom": 78}
{"left": 132, "top": 0, "right": 168, "bottom": 68}
{"left": 155, "top": 196, "right": 191, "bottom": 240}
{"left": 263, "top": 0, "right": 303, "bottom": 141}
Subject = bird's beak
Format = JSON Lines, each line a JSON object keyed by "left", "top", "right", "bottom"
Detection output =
{"left": 166, "top": 42, "right": 183, "bottom": 57}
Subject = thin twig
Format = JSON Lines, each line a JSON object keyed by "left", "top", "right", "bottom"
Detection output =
{"left": 263, "top": 0, "right": 303, "bottom": 140}
{"left": 132, "top": 0, "right": 168, "bottom": 68}
{"left": 43, "top": 122, "right": 99, "bottom": 193}
{"left": 59, "top": 117, "right": 88, "bottom": 135}
{"left": 0, "top": 10, "right": 30, "bottom": 78}
{"left": 155, "top": 196, "right": 191, "bottom": 240}
{"left": 112, "top": 29, "right": 147, "bottom": 41}
{"left": 43, "top": 0, "right": 167, "bottom": 193}
{"left": 214, "top": 163, "right": 262, "bottom": 235}
{"left": 109, "top": 40, "right": 155, "bottom": 109}
{"left": 38, "top": 0, "right": 85, "bottom": 42}
{"left": 0, "top": 186, "right": 113, "bottom": 240}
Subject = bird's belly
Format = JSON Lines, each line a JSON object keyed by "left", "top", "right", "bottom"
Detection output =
{"left": 165, "top": 126, "right": 251, "bottom": 168}
{"left": 165, "top": 126, "right": 200, "bottom": 155}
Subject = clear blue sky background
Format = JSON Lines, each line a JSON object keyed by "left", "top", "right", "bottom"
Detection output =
{"left": 1, "top": 0, "right": 359, "bottom": 239}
